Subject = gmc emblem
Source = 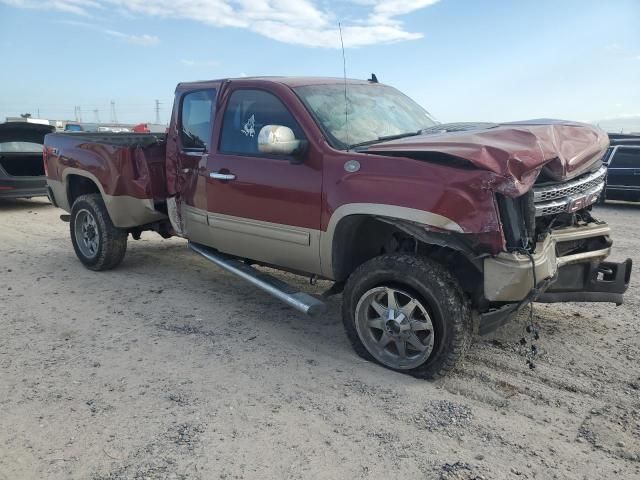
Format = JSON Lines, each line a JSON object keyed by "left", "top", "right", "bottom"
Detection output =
{"left": 566, "top": 191, "right": 600, "bottom": 212}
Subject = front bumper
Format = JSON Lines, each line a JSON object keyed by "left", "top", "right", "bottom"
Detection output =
{"left": 478, "top": 257, "right": 631, "bottom": 335}
{"left": 0, "top": 175, "right": 47, "bottom": 199}
{"left": 478, "top": 223, "right": 631, "bottom": 335}
{"left": 537, "top": 258, "right": 632, "bottom": 305}
{"left": 483, "top": 222, "right": 630, "bottom": 303}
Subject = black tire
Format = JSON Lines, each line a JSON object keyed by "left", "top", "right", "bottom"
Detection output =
{"left": 70, "top": 194, "right": 127, "bottom": 271}
{"left": 342, "top": 253, "right": 471, "bottom": 379}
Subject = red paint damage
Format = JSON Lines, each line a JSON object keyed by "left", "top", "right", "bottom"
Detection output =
{"left": 367, "top": 120, "right": 609, "bottom": 197}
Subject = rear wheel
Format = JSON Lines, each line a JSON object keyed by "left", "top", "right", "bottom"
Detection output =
{"left": 70, "top": 194, "right": 127, "bottom": 271}
{"left": 342, "top": 253, "right": 471, "bottom": 379}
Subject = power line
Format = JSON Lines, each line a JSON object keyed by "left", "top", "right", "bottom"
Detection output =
{"left": 110, "top": 100, "right": 118, "bottom": 124}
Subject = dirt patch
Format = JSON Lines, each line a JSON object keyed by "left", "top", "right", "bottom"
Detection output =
{"left": 1, "top": 198, "right": 639, "bottom": 479}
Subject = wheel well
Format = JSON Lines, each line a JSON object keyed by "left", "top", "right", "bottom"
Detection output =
{"left": 332, "top": 215, "right": 483, "bottom": 302}
{"left": 67, "top": 174, "right": 100, "bottom": 206}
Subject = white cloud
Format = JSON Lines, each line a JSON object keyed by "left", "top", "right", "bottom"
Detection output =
{"left": 369, "top": 0, "right": 440, "bottom": 24}
{"left": 51, "top": 18, "right": 160, "bottom": 46}
{"left": 1, "top": 0, "right": 440, "bottom": 48}
{"left": 180, "top": 59, "right": 219, "bottom": 68}
{"left": 1, "top": 0, "right": 101, "bottom": 16}
{"left": 105, "top": 30, "right": 159, "bottom": 46}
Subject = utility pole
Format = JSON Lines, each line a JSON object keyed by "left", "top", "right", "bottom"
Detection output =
{"left": 93, "top": 109, "right": 101, "bottom": 123}
{"left": 37, "top": 108, "right": 40, "bottom": 118}
{"left": 74, "top": 106, "right": 83, "bottom": 122}
{"left": 155, "top": 99, "right": 161, "bottom": 124}
{"left": 110, "top": 100, "right": 118, "bottom": 124}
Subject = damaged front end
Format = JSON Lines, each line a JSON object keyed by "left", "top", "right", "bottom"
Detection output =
{"left": 369, "top": 120, "right": 632, "bottom": 334}
{"left": 482, "top": 164, "right": 632, "bottom": 334}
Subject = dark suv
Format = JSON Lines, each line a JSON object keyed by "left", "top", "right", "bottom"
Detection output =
{"left": 602, "top": 134, "right": 640, "bottom": 203}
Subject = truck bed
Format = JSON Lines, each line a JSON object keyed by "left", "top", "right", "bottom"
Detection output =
{"left": 51, "top": 132, "right": 165, "bottom": 148}
{"left": 44, "top": 132, "right": 169, "bottom": 228}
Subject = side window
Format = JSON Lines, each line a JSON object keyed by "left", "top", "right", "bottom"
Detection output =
{"left": 610, "top": 147, "right": 640, "bottom": 168}
{"left": 219, "top": 89, "right": 305, "bottom": 156}
{"left": 180, "top": 89, "right": 216, "bottom": 151}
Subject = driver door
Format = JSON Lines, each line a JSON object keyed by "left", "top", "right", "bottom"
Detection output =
{"left": 204, "top": 86, "right": 323, "bottom": 275}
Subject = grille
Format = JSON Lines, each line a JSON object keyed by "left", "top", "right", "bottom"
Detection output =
{"left": 533, "top": 166, "right": 606, "bottom": 202}
{"left": 532, "top": 166, "right": 606, "bottom": 217}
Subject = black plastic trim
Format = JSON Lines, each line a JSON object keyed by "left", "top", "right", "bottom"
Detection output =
{"left": 538, "top": 258, "right": 632, "bottom": 306}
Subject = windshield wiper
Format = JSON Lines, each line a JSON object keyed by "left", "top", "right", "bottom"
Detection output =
{"left": 348, "top": 130, "right": 421, "bottom": 150}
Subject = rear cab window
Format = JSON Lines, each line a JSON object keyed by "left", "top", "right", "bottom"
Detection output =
{"left": 609, "top": 147, "right": 640, "bottom": 168}
{"left": 180, "top": 89, "right": 216, "bottom": 152}
{"left": 219, "top": 89, "right": 305, "bottom": 156}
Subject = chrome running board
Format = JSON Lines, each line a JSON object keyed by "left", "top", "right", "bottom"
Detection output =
{"left": 188, "top": 242, "right": 327, "bottom": 316}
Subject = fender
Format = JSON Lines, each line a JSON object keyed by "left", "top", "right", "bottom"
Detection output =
{"left": 320, "top": 203, "right": 463, "bottom": 278}
{"left": 53, "top": 167, "right": 165, "bottom": 228}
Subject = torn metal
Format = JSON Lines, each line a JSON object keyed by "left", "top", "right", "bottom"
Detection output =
{"left": 366, "top": 119, "right": 609, "bottom": 198}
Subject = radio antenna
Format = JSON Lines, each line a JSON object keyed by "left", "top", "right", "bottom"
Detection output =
{"left": 338, "top": 22, "right": 350, "bottom": 150}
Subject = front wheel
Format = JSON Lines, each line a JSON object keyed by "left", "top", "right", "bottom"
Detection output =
{"left": 342, "top": 254, "right": 471, "bottom": 379}
{"left": 70, "top": 194, "right": 127, "bottom": 271}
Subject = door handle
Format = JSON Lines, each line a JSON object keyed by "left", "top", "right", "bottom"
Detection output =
{"left": 210, "top": 172, "right": 236, "bottom": 181}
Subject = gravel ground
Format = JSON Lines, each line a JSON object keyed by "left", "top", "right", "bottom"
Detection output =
{"left": 1, "top": 197, "right": 638, "bottom": 480}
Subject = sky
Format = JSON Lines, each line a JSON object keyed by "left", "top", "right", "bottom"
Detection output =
{"left": 0, "top": 0, "right": 639, "bottom": 130}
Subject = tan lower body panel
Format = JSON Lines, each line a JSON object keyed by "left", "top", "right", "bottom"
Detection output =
{"left": 183, "top": 207, "right": 322, "bottom": 275}
{"left": 47, "top": 179, "right": 70, "bottom": 211}
{"left": 484, "top": 223, "right": 612, "bottom": 302}
{"left": 105, "top": 196, "right": 167, "bottom": 228}
{"left": 183, "top": 205, "right": 211, "bottom": 245}
{"left": 46, "top": 178, "right": 166, "bottom": 228}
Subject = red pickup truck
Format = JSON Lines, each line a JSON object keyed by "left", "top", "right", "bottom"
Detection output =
{"left": 43, "top": 77, "right": 631, "bottom": 378}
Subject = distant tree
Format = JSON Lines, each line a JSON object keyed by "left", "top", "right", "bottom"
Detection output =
{"left": 20, "top": 113, "right": 32, "bottom": 118}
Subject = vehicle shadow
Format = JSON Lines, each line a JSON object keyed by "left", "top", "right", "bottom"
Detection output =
{"left": 0, "top": 197, "right": 51, "bottom": 211}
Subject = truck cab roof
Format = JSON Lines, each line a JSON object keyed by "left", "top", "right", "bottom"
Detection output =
{"left": 175, "top": 76, "right": 377, "bottom": 91}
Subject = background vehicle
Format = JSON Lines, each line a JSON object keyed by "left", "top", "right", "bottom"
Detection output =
{"left": 64, "top": 123, "right": 84, "bottom": 132}
{"left": 43, "top": 77, "right": 632, "bottom": 378}
{"left": 601, "top": 134, "right": 640, "bottom": 203}
{"left": 0, "top": 122, "right": 54, "bottom": 199}
{"left": 133, "top": 123, "right": 167, "bottom": 133}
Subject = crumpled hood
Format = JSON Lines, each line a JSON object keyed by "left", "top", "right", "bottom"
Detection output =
{"left": 366, "top": 119, "right": 609, "bottom": 197}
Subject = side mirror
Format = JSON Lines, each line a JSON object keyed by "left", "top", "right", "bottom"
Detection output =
{"left": 258, "top": 125, "right": 302, "bottom": 156}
